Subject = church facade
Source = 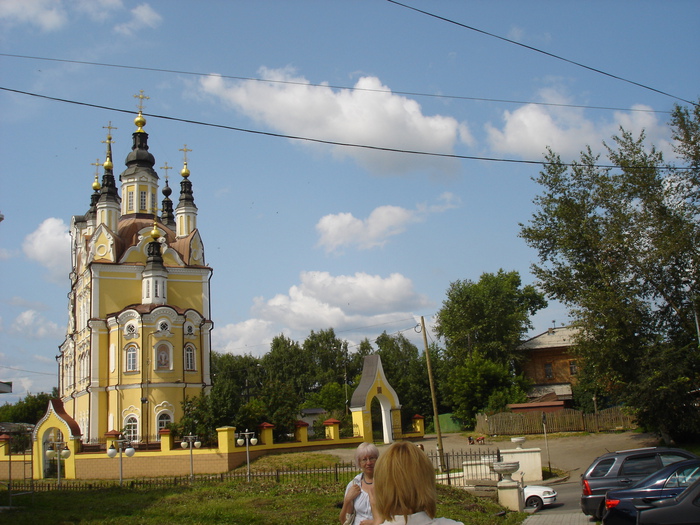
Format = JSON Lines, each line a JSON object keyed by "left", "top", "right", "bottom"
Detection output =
{"left": 58, "top": 101, "right": 213, "bottom": 445}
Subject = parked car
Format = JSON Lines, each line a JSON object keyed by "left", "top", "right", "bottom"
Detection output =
{"left": 523, "top": 485, "right": 557, "bottom": 511}
{"left": 602, "top": 458, "right": 700, "bottom": 525}
{"left": 636, "top": 476, "right": 700, "bottom": 524}
{"left": 580, "top": 447, "right": 697, "bottom": 520}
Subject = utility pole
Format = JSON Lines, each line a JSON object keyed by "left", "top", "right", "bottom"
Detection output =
{"left": 421, "top": 316, "right": 445, "bottom": 472}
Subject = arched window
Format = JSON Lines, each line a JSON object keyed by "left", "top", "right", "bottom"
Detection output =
{"left": 126, "top": 345, "right": 138, "bottom": 372}
{"left": 184, "top": 345, "right": 196, "bottom": 371}
{"left": 157, "top": 412, "right": 172, "bottom": 441}
{"left": 124, "top": 416, "right": 138, "bottom": 442}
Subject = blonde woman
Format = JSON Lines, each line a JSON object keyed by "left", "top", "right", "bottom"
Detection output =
{"left": 340, "top": 442, "right": 380, "bottom": 525}
{"left": 374, "top": 442, "right": 463, "bottom": 524}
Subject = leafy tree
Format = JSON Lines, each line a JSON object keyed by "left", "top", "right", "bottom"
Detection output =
{"left": 520, "top": 102, "right": 700, "bottom": 442}
{"left": 434, "top": 270, "right": 547, "bottom": 364}
{"left": 375, "top": 332, "right": 432, "bottom": 429}
{"left": 171, "top": 393, "right": 217, "bottom": 446}
{"left": 261, "top": 334, "right": 310, "bottom": 397}
{"left": 303, "top": 328, "right": 349, "bottom": 390}
{"left": 445, "top": 354, "right": 529, "bottom": 426}
{"left": 209, "top": 352, "right": 262, "bottom": 428}
{"left": 0, "top": 391, "right": 55, "bottom": 424}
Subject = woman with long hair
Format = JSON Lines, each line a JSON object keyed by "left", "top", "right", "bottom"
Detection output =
{"left": 374, "top": 442, "right": 463, "bottom": 524}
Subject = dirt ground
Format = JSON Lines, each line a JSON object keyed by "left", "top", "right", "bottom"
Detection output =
{"left": 323, "top": 431, "right": 660, "bottom": 475}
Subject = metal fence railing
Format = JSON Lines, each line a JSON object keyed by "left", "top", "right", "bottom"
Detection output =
{"left": 425, "top": 448, "right": 501, "bottom": 487}
{"left": 8, "top": 461, "right": 361, "bottom": 492}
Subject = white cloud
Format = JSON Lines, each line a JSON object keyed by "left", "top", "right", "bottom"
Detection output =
{"left": 212, "top": 318, "right": 277, "bottom": 358}
{"left": 75, "top": 0, "right": 123, "bottom": 21}
{"left": 0, "top": 0, "right": 68, "bottom": 31}
{"left": 10, "top": 309, "right": 63, "bottom": 339}
{"left": 485, "top": 87, "right": 670, "bottom": 160}
{"left": 199, "top": 68, "right": 473, "bottom": 176}
{"left": 22, "top": 218, "right": 71, "bottom": 284}
{"left": 213, "top": 271, "right": 432, "bottom": 356}
{"left": 114, "top": 3, "right": 161, "bottom": 35}
{"left": 316, "top": 193, "right": 459, "bottom": 252}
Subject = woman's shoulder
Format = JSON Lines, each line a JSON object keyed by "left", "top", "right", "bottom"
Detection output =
{"left": 345, "top": 473, "right": 362, "bottom": 487}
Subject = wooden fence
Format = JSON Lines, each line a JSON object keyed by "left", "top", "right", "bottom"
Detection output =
{"left": 475, "top": 407, "right": 636, "bottom": 436}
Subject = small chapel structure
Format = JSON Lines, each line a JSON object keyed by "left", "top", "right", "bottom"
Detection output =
{"left": 48, "top": 94, "right": 213, "bottom": 447}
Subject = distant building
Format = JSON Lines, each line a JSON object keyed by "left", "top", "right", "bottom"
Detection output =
{"left": 55, "top": 103, "right": 213, "bottom": 445}
{"left": 515, "top": 326, "right": 580, "bottom": 409}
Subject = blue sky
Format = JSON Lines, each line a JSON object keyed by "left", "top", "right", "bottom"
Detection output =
{"left": 1, "top": 0, "right": 698, "bottom": 404}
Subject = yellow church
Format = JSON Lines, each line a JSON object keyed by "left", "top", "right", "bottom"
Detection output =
{"left": 58, "top": 97, "right": 212, "bottom": 446}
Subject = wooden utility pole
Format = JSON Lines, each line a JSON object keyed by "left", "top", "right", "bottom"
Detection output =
{"left": 421, "top": 316, "right": 446, "bottom": 472}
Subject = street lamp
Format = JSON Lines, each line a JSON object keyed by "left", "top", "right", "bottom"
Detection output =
{"left": 181, "top": 434, "right": 202, "bottom": 480}
{"left": 236, "top": 429, "right": 258, "bottom": 482}
{"left": 45, "top": 441, "right": 71, "bottom": 488}
{"left": 106, "top": 438, "right": 136, "bottom": 486}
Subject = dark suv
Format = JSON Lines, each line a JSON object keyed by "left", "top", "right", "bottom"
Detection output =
{"left": 580, "top": 447, "right": 697, "bottom": 520}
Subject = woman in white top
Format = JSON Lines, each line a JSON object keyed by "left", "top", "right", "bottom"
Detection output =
{"left": 340, "top": 442, "right": 379, "bottom": 525}
{"left": 373, "top": 442, "right": 463, "bottom": 525}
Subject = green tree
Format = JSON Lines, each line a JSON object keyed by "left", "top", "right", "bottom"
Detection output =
{"left": 209, "top": 352, "right": 262, "bottom": 428}
{"left": 434, "top": 270, "right": 547, "bottom": 364}
{"left": 445, "top": 354, "right": 529, "bottom": 426}
{"left": 303, "top": 328, "right": 349, "bottom": 390}
{"left": 375, "top": 332, "right": 432, "bottom": 429}
{"left": 520, "top": 102, "right": 700, "bottom": 442}
{"left": 0, "top": 391, "right": 55, "bottom": 424}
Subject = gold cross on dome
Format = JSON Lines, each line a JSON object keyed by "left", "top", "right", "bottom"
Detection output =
{"left": 160, "top": 162, "right": 173, "bottom": 177}
{"left": 91, "top": 158, "right": 102, "bottom": 176}
{"left": 179, "top": 144, "right": 192, "bottom": 163}
{"left": 133, "top": 90, "right": 149, "bottom": 113}
{"left": 102, "top": 121, "right": 118, "bottom": 137}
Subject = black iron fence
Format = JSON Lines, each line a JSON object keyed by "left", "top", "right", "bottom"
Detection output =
{"left": 426, "top": 448, "right": 501, "bottom": 487}
{"left": 9, "top": 461, "right": 361, "bottom": 492}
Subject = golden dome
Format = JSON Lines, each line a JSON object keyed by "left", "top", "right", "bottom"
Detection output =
{"left": 103, "top": 156, "right": 113, "bottom": 171}
{"left": 180, "top": 161, "right": 190, "bottom": 178}
{"left": 92, "top": 174, "right": 101, "bottom": 191}
{"left": 134, "top": 111, "right": 147, "bottom": 132}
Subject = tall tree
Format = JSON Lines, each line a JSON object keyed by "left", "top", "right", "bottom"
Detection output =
{"left": 520, "top": 103, "right": 700, "bottom": 442}
{"left": 375, "top": 332, "right": 432, "bottom": 429}
{"left": 434, "top": 270, "right": 547, "bottom": 364}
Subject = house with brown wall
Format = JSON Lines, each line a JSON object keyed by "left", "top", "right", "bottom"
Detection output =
{"left": 515, "top": 326, "right": 580, "bottom": 410}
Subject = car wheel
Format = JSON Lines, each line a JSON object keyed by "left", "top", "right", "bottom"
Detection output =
{"left": 525, "top": 495, "right": 543, "bottom": 511}
{"left": 595, "top": 501, "right": 606, "bottom": 520}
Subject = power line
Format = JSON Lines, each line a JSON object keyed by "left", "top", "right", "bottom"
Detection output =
{"left": 386, "top": 0, "right": 696, "bottom": 107}
{"left": 0, "top": 52, "right": 671, "bottom": 115}
{"left": 0, "top": 86, "right": 690, "bottom": 171}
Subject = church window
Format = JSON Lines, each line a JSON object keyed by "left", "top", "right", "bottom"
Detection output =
{"left": 184, "top": 345, "right": 196, "bottom": 371}
{"left": 157, "top": 412, "right": 172, "bottom": 440}
{"left": 154, "top": 280, "right": 159, "bottom": 297}
{"left": 159, "top": 321, "right": 169, "bottom": 332}
{"left": 126, "top": 345, "right": 138, "bottom": 372}
{"left": 151, "top": 193, "right": 156, "bottom": 214}
{"left": 127, "top": 191, "right": 134, "bottom": 212}
{"left": 140, "top": 191, "right": 147, "bottom": 211}
{"left": 124, "top": 416, "right": 138, "bottom": 442}
{"left": 126, "top": 324, "right": 136, "bottom": 335}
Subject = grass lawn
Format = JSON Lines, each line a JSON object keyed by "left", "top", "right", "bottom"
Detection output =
{"left": 2, "top": 480, "right": 526, "bottom": 525}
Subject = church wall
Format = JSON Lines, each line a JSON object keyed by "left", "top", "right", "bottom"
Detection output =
{"left": 96, "top": 270, "right": 142, "bottom": 316}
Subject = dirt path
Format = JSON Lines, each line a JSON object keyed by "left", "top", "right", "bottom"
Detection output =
{"left": 323, "top": 431, "right": 660, "bottom": 475}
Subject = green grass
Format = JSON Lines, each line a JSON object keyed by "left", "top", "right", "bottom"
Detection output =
{"left": 3, "top": 479, "right": 526, "bottom": 524}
